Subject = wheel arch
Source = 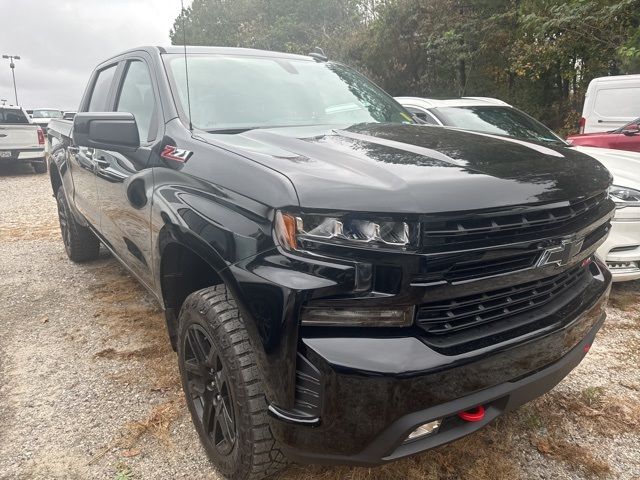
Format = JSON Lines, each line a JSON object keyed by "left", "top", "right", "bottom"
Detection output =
{"left": 157, "top": 223, "right": 240, "bottom": 350}
{"left": 49, "top": 161, "right": 63, "bottom": 195}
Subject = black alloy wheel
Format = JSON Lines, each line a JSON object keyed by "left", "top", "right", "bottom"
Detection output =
{"left": 183, "top": 324, "right": 237, "bottom": 455}
{"left": 177, "top": 286, "right": 288, "bottom": 480}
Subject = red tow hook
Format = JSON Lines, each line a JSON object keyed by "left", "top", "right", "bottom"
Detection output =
{"left": 458, "top": 405, "right": 485, "bottom": 422}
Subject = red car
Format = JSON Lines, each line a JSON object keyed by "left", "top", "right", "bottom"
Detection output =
{"left": 567, "top": 117, "right": 640, "bottom": 152}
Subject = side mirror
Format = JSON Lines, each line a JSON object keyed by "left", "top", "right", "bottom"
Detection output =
{"left": 622, "top": 124, "right": 640, "bottom": 136}
{"left": 73, "top": 112, "right": 139, "bottom": 152}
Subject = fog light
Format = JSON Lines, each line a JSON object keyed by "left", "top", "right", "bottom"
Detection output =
{"left": 301, "top": 306, "right": 414, "bottom": 327}
{"left": 407, "top": 420, "right": 441, "bottom": 440}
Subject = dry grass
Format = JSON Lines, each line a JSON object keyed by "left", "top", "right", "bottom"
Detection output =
{"left": 85, "top": 259, "right": 185, "bottom": 457}
{"left": 0, "top": 222, "right": 60, "bottom": 241}
{"left": 542, "top": 388, "right": 640, "bottom": 437}
{"left": 120, "top": 398, "right": 184, "bottom": 449}
{"left": 94, "top": 346, "right": 163, "bottom": 360}
{"left": 87, "top": 261, "right": 181, "bottom": 393}
{"left": 530, "top": 436, "right": 611, "bottom": 478}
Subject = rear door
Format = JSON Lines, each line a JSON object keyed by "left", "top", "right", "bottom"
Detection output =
{"left": 69, "top": 63, "right": 119, "bottom": 227}
{"left": 95, "top": 54, "right": 162, "bottom": 288}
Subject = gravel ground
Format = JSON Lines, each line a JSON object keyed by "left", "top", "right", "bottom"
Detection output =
{"left": 0, "top": 163, "right": 638, "bottom": 480}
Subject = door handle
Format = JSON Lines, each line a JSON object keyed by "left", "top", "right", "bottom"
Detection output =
{"left": 95, "top": 157, "right": 109, "bottom": 168}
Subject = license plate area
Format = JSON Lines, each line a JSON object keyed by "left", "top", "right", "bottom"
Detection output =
{"left": 0, "top": 151, "right": 12, "bottom": 158}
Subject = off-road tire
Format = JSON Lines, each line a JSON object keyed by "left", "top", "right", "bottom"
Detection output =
{"left": 177, "top": 285, "right": 289, "bottom": 480}
{"left": 33, "top": 162, "right": 47, "bottom": 174}
{"left": 55, "top": 188, "right": 101, "bottom": 262}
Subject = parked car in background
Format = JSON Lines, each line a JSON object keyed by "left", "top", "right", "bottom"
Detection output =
{"left": 47, "top": 46, "right": 614, "bottom": 480}
{"left": 579, "top": 74, "right": 640, "bottom": 133}
{"left": 0, "top": 106, "right": 46, "bottom": 173}
{"left": 30, "top": 108, "right": 63, "bottom": 133}
{"left": 396, "top": 96, "right": 640, "bottom": 281}
{"left": 567, "top": 117, "right": 640, "bottom": 153}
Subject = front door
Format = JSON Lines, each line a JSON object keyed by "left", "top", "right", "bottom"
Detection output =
{"left": 96, "top": 57, "right": 161, "bottom": 289}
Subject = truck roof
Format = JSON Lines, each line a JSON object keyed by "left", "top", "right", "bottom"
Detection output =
{"left": 102, "top": 45, "right": 317, "bottom": 64}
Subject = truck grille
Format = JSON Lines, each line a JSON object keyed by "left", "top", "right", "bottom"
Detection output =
{"left": 413, "top": 219, "right": 610, "bottom": 285}
{"left": 421, "top": 192, "right": 609, "bottom": 253}
{"left": 416, "top": 262, "right": 590, "bottom": 353}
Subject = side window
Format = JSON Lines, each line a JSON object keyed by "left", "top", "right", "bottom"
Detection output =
{"left": 405, "top": 106, "right": 438, "bottom": 125}
{"left": 87, "top": 65, "right": 117, "bottom": 112}
{"left": 116, "top": 60, "right": 157, "bottom": 143}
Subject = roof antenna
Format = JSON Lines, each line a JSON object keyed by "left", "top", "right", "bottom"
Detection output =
{"left": 309, "top": 47, "right": 328, "bottom": 62}
{"left": 180, "top": 0, "right": 193, "bottom": 131}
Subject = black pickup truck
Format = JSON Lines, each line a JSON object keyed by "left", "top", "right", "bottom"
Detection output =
{"left": 47, "top": 46, "right": 614, "bottom": 480}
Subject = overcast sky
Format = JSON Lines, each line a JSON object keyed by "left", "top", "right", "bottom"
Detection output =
{"left": 0, "top": 0, "right": 186, "bottom": 110}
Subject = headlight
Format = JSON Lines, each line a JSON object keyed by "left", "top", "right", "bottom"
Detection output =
{"left": 609, "top": 185, "right": 640, "bottom": 207}
{"left": 274, "top": 211, "right": 419, "bottom": 251}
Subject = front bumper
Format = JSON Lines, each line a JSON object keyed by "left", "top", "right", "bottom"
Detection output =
{"left": 596, "top": 208, "right": 640, "bottom": 282}
{"left": 268, "top": 261, "right": 611, "bottom": 465}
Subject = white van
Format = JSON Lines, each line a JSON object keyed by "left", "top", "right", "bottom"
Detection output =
{"left": 580, "top": 74, "right": 640, "bottom": 133}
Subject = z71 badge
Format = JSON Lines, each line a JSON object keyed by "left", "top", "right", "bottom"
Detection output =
{"left": 160, "top": 145, "right": 193, "bottom": 163}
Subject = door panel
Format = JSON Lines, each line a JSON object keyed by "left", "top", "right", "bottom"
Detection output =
{"left": 70, "top": 146, "right": 100, "bottom": 226}
{"left": 96, "top": 149, "right": 154, "bottom": 285}
{"left": 96, "top": 57, "right": 160, "bottom": 289}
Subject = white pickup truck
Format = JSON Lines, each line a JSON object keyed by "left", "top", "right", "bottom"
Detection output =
{"left": 0, "top": 106, "right": 47, "bottom": 173}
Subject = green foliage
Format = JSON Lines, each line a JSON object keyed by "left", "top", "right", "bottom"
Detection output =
{"left": 171, "top": 0, "right": 640, "bottom": 132}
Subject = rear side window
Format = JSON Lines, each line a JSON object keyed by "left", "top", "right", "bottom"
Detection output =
{"left": 594, "top": 87, "right": 640, "bottom": 118}
{"left": 0, "top": 108, "right": 29, "bottom": 124}
{"left": 88, "top": 65, "right": 117, "bottom": 112}
{"left": 116, "top": 60, "right": 157, "bottom": 142}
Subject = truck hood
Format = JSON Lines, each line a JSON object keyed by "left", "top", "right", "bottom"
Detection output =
{"left": 571, "top": 146, "right": 640, "bottom": 191}
{"left": 201, "top": 123, "right": 612, "bottom": 213}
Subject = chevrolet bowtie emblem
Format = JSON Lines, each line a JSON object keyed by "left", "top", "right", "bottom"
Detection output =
{"left": 537, "top": 238, "right": 585, "bottom": 267}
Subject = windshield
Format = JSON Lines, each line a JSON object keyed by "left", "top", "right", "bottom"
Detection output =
{"left": 31, "top": 109, "right": 63, "bottom": 119}
{"left": 163, "top": 54, "right": 413, "bottom": 131}
{"left": 431, "top": 106, "right": 567, "bottom": 146}
{"left": 0, "top": 108, "right": 29, "bottom": 124}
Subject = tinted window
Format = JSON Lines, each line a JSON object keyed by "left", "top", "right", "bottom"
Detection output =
{"left": 164, "top": 54, "right": 413, "bottom": 131}
{"left": 116, "top": 61, "right": 156, "bottom": 142}
{"left": 0, "top": 108, "right": 29, "bottom": 124}
{"left": 88, "top": 65, "right": 117, "bottom": 112}
{"left": 433, "top": 106, "right": 566, "bottom": 146}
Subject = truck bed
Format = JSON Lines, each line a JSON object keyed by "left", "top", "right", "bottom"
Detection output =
{"left": 47, "top": 118, "right": 73, "bottom": 141}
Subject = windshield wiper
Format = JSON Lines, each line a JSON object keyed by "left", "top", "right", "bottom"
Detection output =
{"left": 205, "top": 123, "right": 338, "bottom": 134}
{"left": 205, "top": 127, "right": 258, "bottom": 134}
